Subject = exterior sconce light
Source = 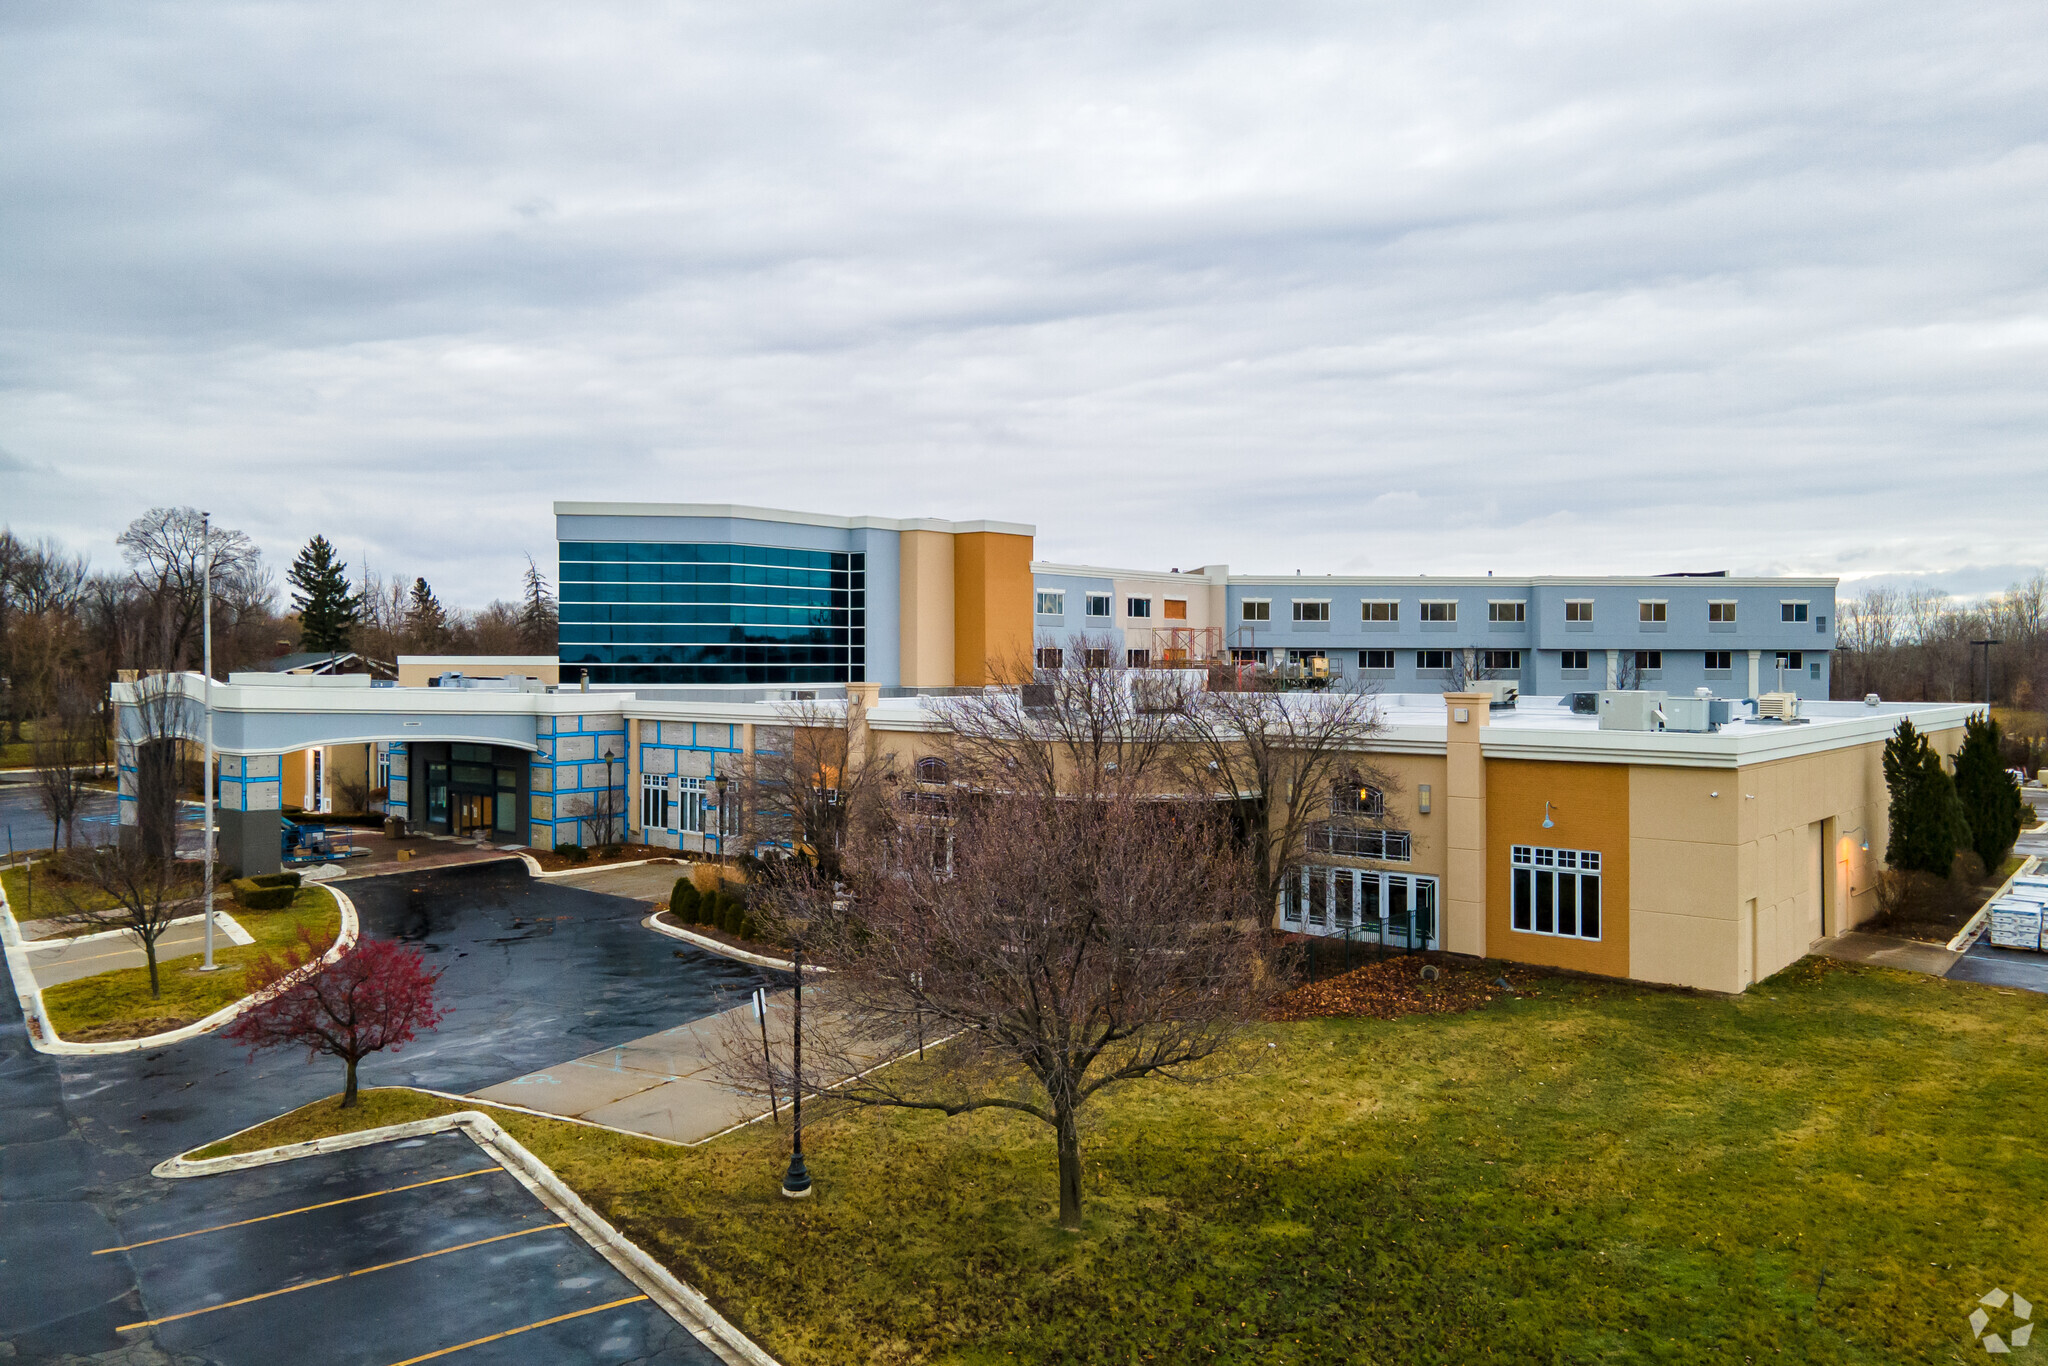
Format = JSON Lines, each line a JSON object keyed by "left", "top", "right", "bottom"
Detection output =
{"left": 1418, "top": 784, "right": 1431, "bottom": 814}
{"left": 1542, "top": 801, "right": 1557, "bottom": 830}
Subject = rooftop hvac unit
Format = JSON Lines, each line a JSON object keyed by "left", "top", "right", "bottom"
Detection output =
{"left": 1659, "top": 696, "right": 1715, "bottom": 733}
{"left": 1757, "top": 692, "right": 1800, "bottom": 721}
{"left": 1598, "top": 690, "right": 1669, "bottom": 732}
{"left": 1477, "top": 679, "right": 1519, "bottom": 709}
{"left": 1562, "top": 691, "right": 1599, "bottom": 715}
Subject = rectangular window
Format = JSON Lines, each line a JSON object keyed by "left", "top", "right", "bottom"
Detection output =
{"left": 678, "top": 776, "right": 707, "bottom": 834}
{"left": 1231, "top": 647, "right": 1270, "bottom": 664}
{"left": 1481, "top": 650, "right": 1522, "bottom": 671}
{"left": 718, "top": 789, "right": 741, "bottom": 839}
{"left": 1565, "top": 600, "right": 1594, "bottom": 622}
{"left": 1510, "top": 845, "right": 1602, "bottom": 940}
{"left": 1163, "top": 598, "right": 1188, "bottom": 621}
{"left": 1775, "top": 651, "right": 1804, "bottom": 670}
{"left": 1639, "top": 600, "right": 1667, "bottom": 623}
{"left": 1035, "top": 646, "right": 1064, "bottom": 670}
{"left": 1810, "top": 660, "right": 1821, "bottom": 679}
{"left": 1360, "top": 649, "right": 1395, "bottom": 672}
{"left": 1635, "top": 650, "right": 1663, "bottom": 672}
{"left": 1242, "top": 599, "right": 1270, "bottom": 622}
{"left": 1420, "top": 600, "right": 1456, "bottom": 622}
{"left": 1292, "top": 600, "right": 1330, "bottom": 622}
{"left": 1709, "top": 600, "right": 1737, "bottom": 623}
{"left": 1488, "top": 601, "right": 1526, "bottom": 623}
{"left": 1704, "top": 650, "right": 1732, "bottom": 673}
{"left": 1126, "top": 597, "right": 1152, "bottom": 619}
{"left": 1085, "top": 592, "right": 1113, "bottom": 618}
{"left": 640, "top": 773, "right": 672, "bottom": 832}
{"left": 1362, "top": 600, "right": 1399, "bottom": 622}
{"left": 1035, "top": 590, "right": 1065, "bottom": 616}
{"left": 1781, "top": 601, "right": 1809, "bottom": 623}
{"left": 1560, "top": 650, "right": 1589, "bottom": 672}
{"left": 1083, "top": 647, "right": 1113, "bottom": 668}
{"left": 1417, "top": 649, "right": 1453, "bottom": 670}
{"left": 1127, "top": 648, "right": 1151, "bottom": 668}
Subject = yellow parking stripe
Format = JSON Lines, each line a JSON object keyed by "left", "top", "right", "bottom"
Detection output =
{"left": 117, "top": 1223, "right": 567, "bottom": 1331}
{"left": 94, "top": 1167, "right": 507, "bottom": 1255}
{"left": 384, "top": 1295, "right": 652, "bottom": 1365}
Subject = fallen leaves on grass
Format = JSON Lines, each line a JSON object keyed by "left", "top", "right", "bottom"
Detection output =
{"left": 1267, "top": 954, "right": 1517, "bottom": 1023}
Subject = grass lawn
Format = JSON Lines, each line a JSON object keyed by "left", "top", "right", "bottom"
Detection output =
{"left": 1, "top": 861, "right": 125, "bottom": 920}
{"left": 186, "top": 958, "right": 2048, "bottom": 1364}
{"left": 39, "top": 886, "right": 341, "bottom": 1041}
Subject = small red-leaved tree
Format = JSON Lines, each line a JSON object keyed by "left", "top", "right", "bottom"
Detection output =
{"left": 224, "top": 929, "right": 445, "bottom": 1108}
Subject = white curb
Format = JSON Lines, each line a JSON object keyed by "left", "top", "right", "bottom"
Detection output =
{"left": 1947, "top": 854, "right": 2041, "bottom": 954}
{"left": 19, "top": 907, "right": 254, "bottom": 950}
{"left": 0, "top": 881, "right": 359, "bottom": 1055}
{"left": 155, "top": 1109, "right": 780, "bottom": 1366}
{"left": 641, "top": 913, "right": 822, "bottom": 975}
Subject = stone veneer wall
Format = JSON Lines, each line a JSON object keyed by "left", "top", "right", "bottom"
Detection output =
{"left": 529, "top": 714, "right": 629, "bottom": 850}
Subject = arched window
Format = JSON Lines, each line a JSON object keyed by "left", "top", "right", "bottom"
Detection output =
{"left": 916, "top": 756, "right": 950, "bottom": 785}
{"left": 1330, "top": 777, "right": 1384, "bottom": 817}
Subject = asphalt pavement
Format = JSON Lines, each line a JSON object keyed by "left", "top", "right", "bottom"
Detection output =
{"left": 0, "top": 858, "right": 784, "bottom": 1364}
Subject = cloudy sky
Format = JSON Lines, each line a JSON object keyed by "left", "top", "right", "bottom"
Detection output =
{"left": 3, "top": 0, "right": 2044, "bottom": 609}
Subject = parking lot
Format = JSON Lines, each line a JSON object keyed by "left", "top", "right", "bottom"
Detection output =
{"left": 106, "top": 1131, "right": 720, "bottom": 1365}
{"left": 0, "top": 859, "right": 779, "bottom": 1364}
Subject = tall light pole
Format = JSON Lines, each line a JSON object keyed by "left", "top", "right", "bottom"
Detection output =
{"left": 781, "top": 938, "right": 812, "bottom": 1199}
{"left": 1971, "top": 639, "right": 2002, "bottom": 711}
{"left": 201, "top": 512, "right": 219, "bottom": 971}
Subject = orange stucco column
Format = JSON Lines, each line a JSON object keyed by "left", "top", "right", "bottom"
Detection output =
{"left": 1442, "top": 692, "right": 1493, "bottom": 958}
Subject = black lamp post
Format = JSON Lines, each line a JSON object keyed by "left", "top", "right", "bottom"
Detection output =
{"left": 1971, "top": 639, "right": 2002, "bottom": 710}
{"left": 781, "top": 938, "right": 812, "bottom": 1198}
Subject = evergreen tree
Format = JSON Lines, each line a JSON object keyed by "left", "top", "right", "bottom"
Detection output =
{"left": 519, "top": 554, "right": 557, "bottom": 654}
{"left": 1883, "top": 717, "right": 1972, "bottom": 876}
{"left": 1955, "top": 712, "right": 2024, "bottom": 874}
{"left": 406, "top": 577, "right": 447, "bottom": 649}
{"left": 289, "top": 535, "right": 362, "bottom": 654}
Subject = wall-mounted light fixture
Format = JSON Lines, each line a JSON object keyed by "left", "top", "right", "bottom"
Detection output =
{"left": 1418, "top": 783, "right": 1432, "bottom": 815}
{"left": 1542, "top": 801, "right": 1557, "bottom": 830}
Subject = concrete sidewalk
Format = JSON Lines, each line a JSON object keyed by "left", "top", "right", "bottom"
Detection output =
{"left": 472, "top": 985, "right": 885, "bottom": 1144}
{"left": 23, "top": 911, "right": 254, "bottom": 988}
{"left": 1812, "top": 930, "right": 1962, "bottom": 977}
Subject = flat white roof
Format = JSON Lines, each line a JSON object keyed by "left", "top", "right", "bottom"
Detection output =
{"left": 554, "top": 502, "right": 1034, "bottom": 538}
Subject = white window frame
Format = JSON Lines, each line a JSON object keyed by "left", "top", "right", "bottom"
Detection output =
{"left": 1635, "top": 650, "right": 1663, "bottom": 672}
{"left": 1417, "top": 649, "right": 1454, "bottom": 671}
{"left": 678, "top": 776, "right": 707, "bottom": 834}
{"left": 1781, "top": 600, "right": 1809, "bottom": 623}
{"left": 1241, "top": 598, "right": 1271, "bottom": 622}
{"left": 1560, "top": 650, "right": 1589, "bottom": 672}
{"left": 1126, "top": 597, "right": 1152, "bottom": 620}
{"left": 641, "top": 772, "right": 673, "bottom": 832}
{"left": 1638, "top": 599, "right": 1667, "bottom": 623}
{"left": 1126, "top": 647, "right": 1151, "bottom": 668}
{"left": 1420, "top": 600, "right": 1457, "bottom": 623}
{"left": 1085, "top": 592, "right": 1113, "bottom": 619}
{"left": 1035, "top": 646, "right": 1064, "bottom": 670}
{"left": 1708, "top": 600, "right": 1737, "bottom": 623}
{"left": 1487, "top": 601, "right": 1526, "bottom": 623}
{"left": 1034, "top": 589, "right": 1065, "bottom": 616}
{"left": 1362, "top": 600, "right": 1399, "bottom": 622}
{"left": 1511, "top": 845, "right": 1602, "bottom": 941}
{"left": 1704, "top": 650, "right": 1733, "bottom": 673}
{"left": 1565, "top": 600, "right": 1594, "bottom": 622}
{"left": 1083, "top": 647, "right": 1113, "bottom": 668}
{"left": 1292, "top": 599, "right": 1331, "bottom": 622}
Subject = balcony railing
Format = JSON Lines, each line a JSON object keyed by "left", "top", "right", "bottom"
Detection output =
{"left": 1306, "top": 823, "right": 1411, "bottom": 862}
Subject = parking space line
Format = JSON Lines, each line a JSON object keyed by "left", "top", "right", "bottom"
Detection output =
{"left": 117, "top": 1222, "right": 569, "bottom": 1331}
{"left": 384, "top": 1294, "right": 651, "bottom": 1366}
{"left": 94, "top": 1167, "right": 508, "bottom": 1254}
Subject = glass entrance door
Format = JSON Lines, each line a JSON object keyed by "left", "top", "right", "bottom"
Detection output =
{"left": 456, "top": 793, "right": 494, "bottom": 836}
{"left": 1285, "top": 866, "right": 1440, "bottom": 949}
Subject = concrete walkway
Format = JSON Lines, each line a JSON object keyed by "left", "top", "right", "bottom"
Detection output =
{"left": 547, "top": 861, "right": 689, "bottom": 902}
{"left": 1812, "top": 930, "right": 1962, "bottom": 977}
{"left": 23, "top": 911, "right": 253, "bottom": 987}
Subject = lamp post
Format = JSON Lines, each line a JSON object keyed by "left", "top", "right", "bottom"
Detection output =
{"left": 1971, "top": 639, "right": 2002, "bottom": 711}
{"left": 781, "top": 938, "right": 812, "bottom": 1198}
{"left": 200, "top": 512, "right": 219, "bottom": 972}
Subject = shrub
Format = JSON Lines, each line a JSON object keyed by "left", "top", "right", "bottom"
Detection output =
{"left": 555, "top": 843, "right": 591, "bottom": 864}
{"left": 1956, "top": 713, "right": 2024, "bottom": 874}
{"left": 230, "top": 877, "right": 296, "bottom": 910}
{"left": 670, "top": 878, "right": 702, "bottom": 922}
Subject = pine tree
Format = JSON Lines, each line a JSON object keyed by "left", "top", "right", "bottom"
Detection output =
{"left": 289, "top": 535, "right": 362, "bottom": 654}
{"left": 406, "top": 577, "right": 447, "bottom": 650}
{"left": 1955, "top": 712, "right": 2024, "bottom": 875}
{"left": 519, "top": 555, "right": 557, "bottom": 654}
{"left": 1883, "top": 717, "right": 1972, "bottom": 876}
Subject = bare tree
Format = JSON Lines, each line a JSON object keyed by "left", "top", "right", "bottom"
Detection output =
{"left": 741, "top": 697, "right": 897, "bottom": 881}
{"left": 1168, "top": 678, "right": 1391, "bottom": 922}
{"left": 731, "top": 792, "right": 1283, "bottom": 1231}
{"left": 58, "top": 837, "right": 201, "bottom": 1000}
{"left": 117, "top": 508, "right": 262, "bottom": 675}
{"left": 933, "top": 635, "right": 1184, "bottom": 800}
{"left": 33, "top": 678, "right": 98, "bottom": 848}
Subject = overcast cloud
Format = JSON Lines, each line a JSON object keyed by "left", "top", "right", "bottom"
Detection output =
{"left": 2, "top": 0, "right": 2044, "bottom": 607}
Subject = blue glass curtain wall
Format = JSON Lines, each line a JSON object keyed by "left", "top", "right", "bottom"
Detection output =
{"left": 560, "top": 541, "right": 866, "bottom": 685}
